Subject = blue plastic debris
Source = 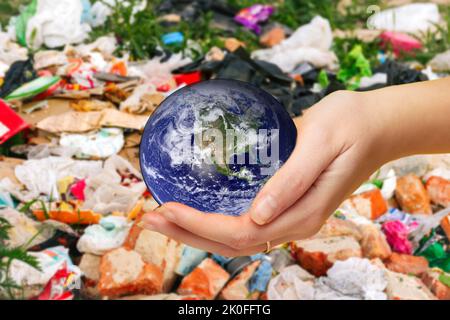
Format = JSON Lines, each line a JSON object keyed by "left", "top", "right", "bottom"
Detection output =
{"left": 161, "top": 32, "right": 184, "bottom": 45}
{"left": 176, "top": 246, "right": 208, "bottom": 276}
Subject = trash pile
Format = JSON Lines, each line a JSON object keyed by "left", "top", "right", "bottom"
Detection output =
{"left": 0, "top": 0, "right": 449, "bottom": 300}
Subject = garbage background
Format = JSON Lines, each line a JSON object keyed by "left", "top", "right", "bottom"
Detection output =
{"left": 0, "top": 0, "right": 450, "bottom": 300}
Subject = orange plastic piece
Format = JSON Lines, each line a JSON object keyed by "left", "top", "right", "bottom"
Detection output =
{"left": 33, "top": 202, "right": 101, "bottom": 225}
{"left": 110, "top": 61, "right": 127, "bottom": 76}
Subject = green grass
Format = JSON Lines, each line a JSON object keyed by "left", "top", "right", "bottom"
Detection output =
{"left": 0, "top": 0, "right": 24, "bottom": 26}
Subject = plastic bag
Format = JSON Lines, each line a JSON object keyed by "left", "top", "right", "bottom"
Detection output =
{"left": 252, "top": 16, "right": 337, "bottom": 72}
{"left": 82, "top": 155, "right": 146, "bottom": 214}
{"left": 25, "top": 0, "right": 92, "bottom": 49}
{"left": 77, "top": 216, "right": 131, "bottom": 255}
{"left": 59, "top": 128, "right": 125, "bottom": 159}
{"left": 14, "top": 156, "right": 102, "bottom": 201}
{"left": 368, "top": 3, "right": 441, "bottom": 35}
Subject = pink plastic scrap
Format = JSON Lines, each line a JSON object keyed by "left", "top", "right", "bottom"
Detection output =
{"left": 382, "top": 220, "right": 416, "bottom": 254}
{"left": 234, "top": 4, "right": 274, "bottom": 34}
{"left": 379, "top": 31, "right": 422, "bottom": 56}
{"left": 70, "top": 179, "right": 86, "bottom": 201}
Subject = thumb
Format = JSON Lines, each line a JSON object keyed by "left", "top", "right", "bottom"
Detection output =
{"left": 249, "top": 127, "right": 336, "bottom": 225}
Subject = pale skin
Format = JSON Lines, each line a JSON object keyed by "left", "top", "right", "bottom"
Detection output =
{"left": 141, "top": 78, "right": 450, "bottom": 257}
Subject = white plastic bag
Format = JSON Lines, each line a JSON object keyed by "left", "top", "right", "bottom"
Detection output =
{"left": 82, "top": 155, "right": 146, "bottom": 214}
{"left": 367, "top": 3, "right": 441, "bottom": 34}
{"left": 252, "top": 16, "right": 338, "bottom": 72}
{"left": 77, "top": 216, "right": 131, "bottom": 255}
{"left": 59, "top": 128, "right": 124, "bottom": 159}
{"left": 14, "top": 157, "right": 102, "bottom": 201}
{"left": 26, "top": 0, "right": 91, "bottom": 49}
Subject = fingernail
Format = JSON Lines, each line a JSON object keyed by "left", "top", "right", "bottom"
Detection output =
{"left": 252, "top": 195, "right": 278, "bottom": 225}
{"left": 155, "top": 206, "right": 175, "bottom": 222}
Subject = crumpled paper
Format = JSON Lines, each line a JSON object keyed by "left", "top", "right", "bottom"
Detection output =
{"left": 315, "top": 258, "right": 387, "bottom": 300}
{"left": 268, "top": 258, "right": 388, "bottom": 300}
{"left": 267, "top": 265, "right": 315, "bottom": 300}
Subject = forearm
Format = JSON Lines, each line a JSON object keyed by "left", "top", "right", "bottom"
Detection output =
{"left": 361, "top": 78, "right": 450, "bottom": 162}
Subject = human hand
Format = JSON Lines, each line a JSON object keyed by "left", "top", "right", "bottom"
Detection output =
{"left": 140, "top": 90, "right": 395, "bottom": 256}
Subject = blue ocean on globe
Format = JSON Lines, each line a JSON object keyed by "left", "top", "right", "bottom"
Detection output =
{"left": 140, "top": 79, "right": 297, "bottom": 215}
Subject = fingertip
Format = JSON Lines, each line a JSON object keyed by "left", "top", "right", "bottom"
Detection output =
{"left": 163, "top": 202, "right": 196, "bottom": 214}
{"left": 249, "top": 194, "right": 278, "bottom": 225}
{"left": 250, "top": 212, "right": 268, "bottom": 225}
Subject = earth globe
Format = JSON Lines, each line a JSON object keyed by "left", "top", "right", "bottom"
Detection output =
{"left": 140, "top": 79, "right": 297, "bottom": 215}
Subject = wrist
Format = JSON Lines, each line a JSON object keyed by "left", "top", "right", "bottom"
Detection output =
{"left": 358, "top": 81, "right": 450, "bottom": 164}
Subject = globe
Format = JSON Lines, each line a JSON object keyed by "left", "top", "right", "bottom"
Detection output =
{"left": 140, "top": 79, "right": 297, "bottom": 215}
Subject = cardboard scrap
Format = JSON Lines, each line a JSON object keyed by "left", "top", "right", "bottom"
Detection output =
{"left": 0, "top": 157, "right": 24, "bottom": 185}
{"left": 35, "top": 109, "right": 149, "bottom": 133}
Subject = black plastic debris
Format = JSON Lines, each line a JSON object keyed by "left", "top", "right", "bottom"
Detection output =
{"left": 377, "top": 60, "right": 428, "bottom": 85}
{"left": 174, "top": 47, "right": 297, "bottom": 114}
{"left": 0, "top": 58, "right": 37, "bottom": 99}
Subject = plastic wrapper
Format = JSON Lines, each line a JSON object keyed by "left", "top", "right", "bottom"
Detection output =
{"left": 6, "top": 246, "right": 82, "bottom": 299}
{"left": 0, "top": 100, "right": 29, "bottom": 144}
{"left": 234, "top": 4, "right": 274, "bottom": 34}
{"left": 36, "top": 263, "right": 79, "bottom": 300}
